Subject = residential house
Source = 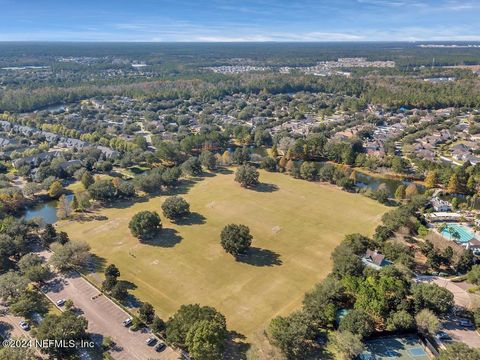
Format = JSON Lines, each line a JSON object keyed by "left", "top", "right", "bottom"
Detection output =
{"left": 430, "top": 197, "right": 451, "bottom": 212}
{"left": 362, "top": 250, "right": 392, "bottom": 270}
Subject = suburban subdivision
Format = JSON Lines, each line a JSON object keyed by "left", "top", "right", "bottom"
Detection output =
{"left": 1, "top": 3, "right": 480, "bottom": 360}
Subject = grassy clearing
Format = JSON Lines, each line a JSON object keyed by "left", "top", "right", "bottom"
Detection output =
{"left": 58, "top": 169, "right": 387, "bottom": 344}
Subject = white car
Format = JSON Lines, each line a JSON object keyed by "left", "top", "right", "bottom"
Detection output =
{"left": 56, "top": 299, "right": 66, "bottom": 306}
{"left": 19, "top": 320, "right": 30, "bottom": 331}
{"left": 122, "top": 318, "right": 132, "bottom": 327}
{"left": 146, "top": 336, "right": 156, "bottom": 346}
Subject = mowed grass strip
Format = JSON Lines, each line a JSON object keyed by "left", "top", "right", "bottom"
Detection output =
{"left": 58, "top": 170, "right": 387, "bottom": 339}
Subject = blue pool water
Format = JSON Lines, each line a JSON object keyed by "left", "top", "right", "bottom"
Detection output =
{"left": 441, "top": 223, "right": 475, "bottom": 243}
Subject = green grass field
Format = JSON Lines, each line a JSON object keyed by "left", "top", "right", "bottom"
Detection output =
{"left": 58, "top": 169, "right": 387, "bottom": 345}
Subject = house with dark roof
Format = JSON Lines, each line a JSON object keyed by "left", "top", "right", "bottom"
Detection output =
{"left": 12, "top": 151, "right": 61, "bottom": 169}
{"left": 362, "top": 249, "right": 392, "bottom": 270}
{"left": 97, "top": 146, "right": 119, "bottom": 159}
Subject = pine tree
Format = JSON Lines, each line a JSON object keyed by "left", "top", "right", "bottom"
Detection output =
{"left": 56, "top": 194, "right": 72, "bottom": 220}
{"left": 447, "top": 174, "right": 459, "bottom": 194}
{"left": 81, "top": 171, "right": 94, "bottom": 189}
{"left": 71, "top": 195, "right": 79, "bottom": 212}
{"left": 395, "top": 184, "right": 406, "bottom": 200}
{"left": 424, "top": 171, "right": 437, "bottom": 189}
{"left": 270, "top": 145, "right": 278, "bottom": 158}
{"left": 221, "top": 151, "right": 232, "bottom": 166}
{"left": 467, "top": 176, "right": 476, "bottom": 194}
{"left": 48, "top": 181, "right": 63, "bottom": 199}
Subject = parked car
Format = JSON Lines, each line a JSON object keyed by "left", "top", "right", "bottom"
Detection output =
{"left": 435, "top": 331, "right": 451, "bottom": 341}
{"left": 146, "top": 336, "right": 157, "bottom": 346}
{"left": 122, "top": 318, "right": 132, "bottom": 327}
{"left": 56, "top": 299, "right": 66, "bottom": 306}
{"left": 458, "top": 319, "right": 474, "bottom": 328}
{"left": 155, "top": 342, "right": 166, "bottom": 352}
{"left": 19, "top": 320, "right": 30, "bottom": 331}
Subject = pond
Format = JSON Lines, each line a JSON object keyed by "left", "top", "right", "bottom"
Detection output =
{"left": 24, "top": 194, "right": 74, "bottom": 224}
{"left": 355, "top": 172, "right": 423, "bottom": 196}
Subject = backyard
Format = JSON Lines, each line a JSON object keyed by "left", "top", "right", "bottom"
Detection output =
{"left": 57, "top": 169, "right": 388, "bottom": 347}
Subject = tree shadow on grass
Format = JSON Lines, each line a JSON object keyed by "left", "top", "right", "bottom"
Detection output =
{"left": 118, "top": 280, "right": 137, "bottom": 291}
{"left": 142, "top": 228, "right": 182, "bottom": 247}
{"left": 236, "top": 247, "right": 282, "bottom": 267}
{"left": 123, "top": 293, "right": 142, "bottom": 309}
{"left": 216, "top": 167, "right": 234, "bottom": 175}
{"left": 165, "top": 179, "right": 198, "bottom": 196}
{"left": 250, "top": 183, "right": 279, "bottom": 193}
{"left": 198, "top": 172, "right": 216, "bottom": 178}
{"left": 107, "top": 196, "right": 148, "bottom": 210}
{"left": 85, "top": 254, "right": 107, "bottom": 274}
{"left": 175, "top": 212, "right": 206, "bottom": 226}
{"left": 223, "top": 331, "right": 250, "bottom": 360}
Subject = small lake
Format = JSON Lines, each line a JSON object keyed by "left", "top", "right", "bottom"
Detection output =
{"left": 24, "top": 194, "right": 74, "bottom": 224}
{"left": 355, "top": 172, "right": 424, "bottom": 196}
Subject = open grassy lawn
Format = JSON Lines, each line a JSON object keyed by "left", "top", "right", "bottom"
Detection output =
{"left": 58, "top": 170, "right": 387, "bottom": 344}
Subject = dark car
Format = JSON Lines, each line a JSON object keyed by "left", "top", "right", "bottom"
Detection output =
{"left": 458, "top": 319, "right": 474, "bottom": 328}
{"left": 155, "top": 342, "right": 166, "bottom": 352}
{"left": 435, "top": 331, "right": 452, "bottom": 341}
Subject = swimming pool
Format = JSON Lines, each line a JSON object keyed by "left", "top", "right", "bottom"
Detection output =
{"left": 441, "top": 223, "right": 476, "bottom": 243}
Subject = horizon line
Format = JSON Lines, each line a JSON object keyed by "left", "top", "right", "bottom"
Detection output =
{"left": 1, "top": 40, "right": 480, "bottom": 44}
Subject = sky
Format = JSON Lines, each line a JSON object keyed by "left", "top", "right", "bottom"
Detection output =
{"left": 0, "top": 0, "right": 479, "bottom": 42}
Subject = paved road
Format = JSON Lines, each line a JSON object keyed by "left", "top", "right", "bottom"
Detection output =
{"left": 441, "top": 316, "right": 480, "bottom": 348}
{"left": 0, "top": 307, "right": 48, "bottom": 358}
{"left": 38, "top": 251, "right": 181, "bottom": 360}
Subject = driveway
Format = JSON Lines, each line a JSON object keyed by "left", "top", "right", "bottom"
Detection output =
{"left": 418, "top": 276, "right": 473, "bottom": 308}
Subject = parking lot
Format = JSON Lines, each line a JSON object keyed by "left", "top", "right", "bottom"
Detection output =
{"left": 416, "top": 275, "right": 480, "bottom": 348}
{"left": 44, "top": 272, "right": 180, "bottom": 360}
{"left": 440, "top": 315, "right": 480, "bottom": 349}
